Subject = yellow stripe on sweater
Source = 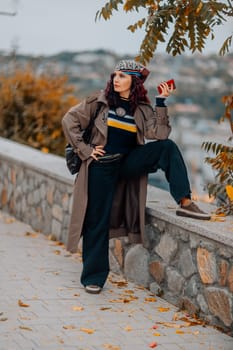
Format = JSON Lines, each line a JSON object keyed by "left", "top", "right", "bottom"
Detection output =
{"left": 107, "top": 118, "right": 137, "bottom": 133}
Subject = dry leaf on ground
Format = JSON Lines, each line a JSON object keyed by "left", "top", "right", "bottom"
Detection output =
{"left": 103, "top": 344, "right": 121, "bottom": 350}
{"left": 72, "top": 306, "right": 84, "bottom": 311}
{"left": 158, "top": 307, "right": 170, "bottom": 312}
{"left": 149, "top": 342, "right": 158, "bottom": 348}
{"left": 19, "top": 326, "right": 32, "bottom": 331}
{"left": 63, "top": 324, "right": 76, "bottom": 330}
{"left": 25, "top": 231, "right": 38, "bottom": 238}
{"left": 124, "top": 325, "right": 132, "bottom": 331}
{"left": 4, "top": 217, "right": 16, "bottom": 224}
{"left": 53, "top": 250, "right": 61, "bottom": 255}
{"left": 18, "top": 300, "right": 30, "bottom": 307}
{"left": 145, "top": 297, "right": 157, "bottom": 302}
{"left": 80, "top": 327, "right": 95, "bottom": 334}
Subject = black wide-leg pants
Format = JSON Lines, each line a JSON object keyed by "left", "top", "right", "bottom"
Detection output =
{"left": 80, "top": 139, "right": 191, "bottom": 288}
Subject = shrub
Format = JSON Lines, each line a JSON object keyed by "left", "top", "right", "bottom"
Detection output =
{"left": 0, "top": 67, "right": 78, "bottom": 156}
{"left": 202, "top": 94, "right": 233, "bottom": 215}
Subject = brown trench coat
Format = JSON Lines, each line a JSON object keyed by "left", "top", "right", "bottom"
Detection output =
{"left": 62, "top": 91, "right": 171, "bottom": 253}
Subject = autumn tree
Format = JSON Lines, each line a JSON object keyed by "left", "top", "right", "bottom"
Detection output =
{"left": 96, "top": 0, "right": 233, "bottom": 64}
{"left": 0, "top": 67, "right": 78, "bottom": 156}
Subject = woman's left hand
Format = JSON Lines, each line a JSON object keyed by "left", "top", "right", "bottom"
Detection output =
{"left": 157, "top": 81, "right": 174, "bottom": 97}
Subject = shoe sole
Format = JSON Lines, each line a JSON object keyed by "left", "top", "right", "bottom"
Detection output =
{"left": 85, "top": 287, "right": 102, "bottom": 294}
{"left": 176, "top": 209, "right": 211, "bottom": 220}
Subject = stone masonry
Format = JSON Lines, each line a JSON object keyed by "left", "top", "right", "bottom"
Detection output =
{"left": 0, "top": 137, "right": 233, "bottom": 334}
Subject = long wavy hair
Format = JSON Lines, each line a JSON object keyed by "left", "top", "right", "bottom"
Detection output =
{"left": 104, "top": 73, "right": 150, "bottom": 115}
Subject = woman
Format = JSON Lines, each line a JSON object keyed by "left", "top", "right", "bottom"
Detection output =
{"left": 62, "top": 60, "right": 210, "bottom": 294}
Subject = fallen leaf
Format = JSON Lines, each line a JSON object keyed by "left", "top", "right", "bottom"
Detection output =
{"left": 0, "top": 317, "right": 8, "bottom": 322}
{"left": 122, "top": 290, "right": 134, "bottom": 294}
{"left": 158, "top": 307, "right": 170, "bottom": 312}
{"left": 103, "top": 344, "right": 121, "bottom": 350}
{"left": 52, "top": 241, "right": 64, "bottom": 246}
{"left": 53, "top": 250, "right": 61, "bottom": 255}
{"left": 80, "top": 327, "right": 95, "bottom": 334}
{"left": 225, "top": 185, "right": 233, "bottom": 201}
{"left": 74, "top": 293, "right": 80, "bottom": 297}
{"left": 72, "top": 306, "right": 84, "bottom": 311}
{"left": 100, "top": 307, "right": 112, "bottom": 311}
{"left": 157, "top": 322, "right": 182, "bottom": 328}
{"left": 108, "top": 275, "right": 128, "bottom": 287}
{"left": 152, "top": 325, "right": 159, "bottom": 330}
{"left": 63, "top": 325, "right": 76, "bottom": 330}
{"left": 25, "top": 231, "right": 38, "bottom": 238}
{"left": 124, "top": 325, "right": 132, "bottom": 331}
{"left": 153, "top": 333, "right": 160, "bottom": 336}
{"left": 176, "top": 330, "right": 184, "bottom": 334}
{"left": 57, "top": 336, "right": 64, "bottom": 344}
{"left": 149, "top": 342, "right": 158, "bottom": 348}
{"left": 211, "top": 218, "right": 226, "bottom": 222}
{"left": 172, "top": 313, "right": 179, "bottom": 321}
{"left": 193, "top": 330, "right": 200, "bottom": 335}
{"left": 19, "top": 326, "right": 32, "bottom": 331}
{"left": 4, "top": 217, "right": 16, "bottom": 224}
{"left": 18, "top": 300, "right": 30, "bottom": 308}
{"left": 145, "top": 297, "right": 157, "bottom": 302}
{"left": 47, "top": 234, "right": 57, "bottom": 241}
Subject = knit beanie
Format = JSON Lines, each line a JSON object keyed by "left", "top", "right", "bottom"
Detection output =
{"left": 114, "top": 60, "right": 150, "bottom": 82}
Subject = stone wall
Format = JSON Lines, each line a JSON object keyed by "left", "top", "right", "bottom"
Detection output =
{"left": 0, "top": 137, "right": 232, "bottom": 334}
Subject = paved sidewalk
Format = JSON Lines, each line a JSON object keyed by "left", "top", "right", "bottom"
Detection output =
{"left": 0, "top": 211, "right": 233, "bottom": 350}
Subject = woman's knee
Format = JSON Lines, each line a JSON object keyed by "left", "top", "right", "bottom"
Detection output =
{"left": 157, "top": 139, "right": 178, "bottom": 152}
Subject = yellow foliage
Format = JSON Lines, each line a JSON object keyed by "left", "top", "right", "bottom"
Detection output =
{"left": 0, "top": 66, "right": 78, "bottom": 156}
{"left": 226, "top": 185, "right": 233, "bottom": 202}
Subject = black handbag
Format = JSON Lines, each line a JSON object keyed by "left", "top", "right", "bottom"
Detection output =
{"left": 65, "top": 102, "right": 101, "bottom": 175}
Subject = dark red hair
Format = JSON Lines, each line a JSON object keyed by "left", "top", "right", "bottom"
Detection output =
{"left": 104, "top": 73, "right": 150, "bottom": 115}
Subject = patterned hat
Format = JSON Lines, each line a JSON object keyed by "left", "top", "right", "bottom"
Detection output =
{"left": 114, "top": 60, "right": 150, "bottom": 82}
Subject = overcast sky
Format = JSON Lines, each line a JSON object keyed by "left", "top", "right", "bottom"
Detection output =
{"left": 0, "top": 0, "right": 232, "bottom": 56}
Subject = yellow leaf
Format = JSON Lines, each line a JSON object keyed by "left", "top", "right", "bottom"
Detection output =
{"left": 47, "top": 234, "right": 57, "bottom": 241}
{"left": 157, "top": 321, "right": 182, "bottom": 328}
{"left": 153, "top": 333, "right": 161, "bottom": 336}
{"left": 103, "top": 344, "right": 121, "bottom": 350}
{"left": 158, "top": 307, "right": 170, "bottom": 312}
{"left": 145, "top": 297, "right": 157, "bottom": 302}
{"left": 123, "top": 290, "right": 134, "bottom": 294}
{"left": 4, "top": 217, "right": 16, "bottom": 224}
{"left": 72, "top": 306, "right": 84, "bottom": 311}
{"left": 41, "top": 147, "right": 49, "bottom": 153}
{"left": 80, "top": 327, "right": 95, "bottom": 334}
{"left": 124, "top": 325, "right": 132, "bottom": 331}
{"left": 176, "top": 330, "right": 185, "bottom": 334}
{"left": 53, "top": 250, "right": 61, "bottom": 255}
{"left": 18, "top": 300, "right": 30, "bottom": 308}
{"left": 226, "top": 185, "right": 233, "bottom": 201}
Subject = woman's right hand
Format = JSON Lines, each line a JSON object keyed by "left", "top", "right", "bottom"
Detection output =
{"left": 91, "top": 145, "right": 106, "bottom": 161}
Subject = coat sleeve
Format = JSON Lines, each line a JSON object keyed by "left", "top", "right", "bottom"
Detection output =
{"left": 62, "top": 96, "right": 97, "bottom": 160}
{"left": 142, "top": 104, "right": 172, "bottom": 140}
